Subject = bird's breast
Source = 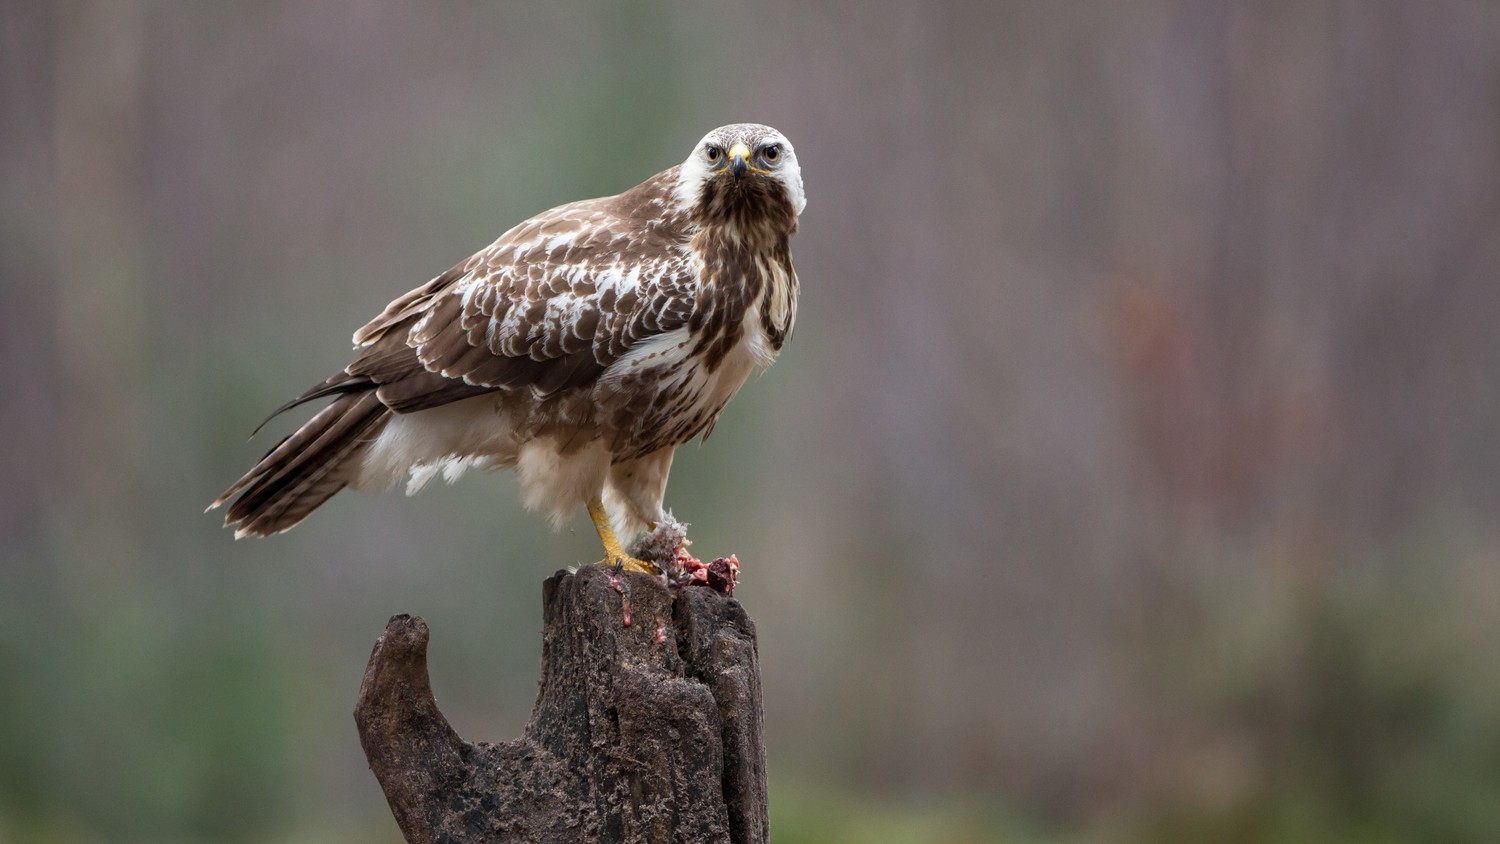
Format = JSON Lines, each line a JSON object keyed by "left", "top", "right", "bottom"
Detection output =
{"left": 594, "top": 229, "right": 796, "bottom": 459}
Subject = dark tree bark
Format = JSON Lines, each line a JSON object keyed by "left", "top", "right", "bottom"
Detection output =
{"left": 354, "top": 565, "right": 768, "bottom": 844}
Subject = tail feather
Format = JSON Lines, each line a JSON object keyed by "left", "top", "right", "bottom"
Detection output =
{"left": 224, "top": 393, "right": 379, "bottom": 514}
{"left": 210, "top": 391, "right": 391, "bottom": 537}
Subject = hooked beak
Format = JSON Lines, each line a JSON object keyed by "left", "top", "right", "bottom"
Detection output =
{"left": 728, "top": 143, "right": 750, "bottom": 180}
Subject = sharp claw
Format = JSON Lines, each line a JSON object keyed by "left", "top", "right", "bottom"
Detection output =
{"left": 591, "top": 555, "right": 660, "bottom": 575}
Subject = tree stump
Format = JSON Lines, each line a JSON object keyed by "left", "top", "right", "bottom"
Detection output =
{"left": 354, "top": 565, "right": 768, "bottom": 844}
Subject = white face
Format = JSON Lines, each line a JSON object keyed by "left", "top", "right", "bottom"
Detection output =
{"left": 675, "top": 123, "right": 806, "bottom": 216}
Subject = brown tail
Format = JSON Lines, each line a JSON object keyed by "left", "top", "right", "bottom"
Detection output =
{"left": 209, "top": 391, "right": 391, "bottom": 537}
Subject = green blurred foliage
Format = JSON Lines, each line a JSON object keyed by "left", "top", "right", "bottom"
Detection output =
{"left": 771, "top": 785, "right": 1029, "bottom": 844}
{"left": 1140, "top": 549, "right": 1500, "bottom": 844}
{"left": 0, "top": 580, "right": 301, "bottom": 841}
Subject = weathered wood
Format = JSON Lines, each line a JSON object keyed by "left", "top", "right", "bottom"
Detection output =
{"left": 354, "top": 565, "right": 768, "bottom": 844}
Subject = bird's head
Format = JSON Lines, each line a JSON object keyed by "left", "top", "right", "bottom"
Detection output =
{"left": 675, "top": 123, "right": 805, "bottom": 231}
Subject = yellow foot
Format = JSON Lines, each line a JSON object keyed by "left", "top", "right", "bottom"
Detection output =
{"left": 594, "top": 555, "right": 661, "bottom": 575}
{"left": 584, "top": 496, "right": 661, "bottom": 575}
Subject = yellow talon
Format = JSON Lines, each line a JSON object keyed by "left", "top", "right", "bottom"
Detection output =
{"left": 587, "top": 497, "right": 661, "bottom": 575}
{"left": 606, "top": 555, "right": 660, "bottom": 575}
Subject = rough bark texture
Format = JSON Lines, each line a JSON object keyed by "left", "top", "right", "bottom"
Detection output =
{"left": 354, "top": 566, "right": 767, "bottom": 844}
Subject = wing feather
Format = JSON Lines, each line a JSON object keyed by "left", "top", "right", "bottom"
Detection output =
{"left": 336, "top": 169, "right": 697, "bottom": 414}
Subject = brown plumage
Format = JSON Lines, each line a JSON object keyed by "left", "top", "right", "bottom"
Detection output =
{"left": 210, "top": 124, "right": 805, "bottom": 562}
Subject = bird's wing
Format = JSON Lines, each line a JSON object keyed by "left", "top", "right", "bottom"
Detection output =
{"left": 330, "top": 196, "right": 698, "bottom": 415}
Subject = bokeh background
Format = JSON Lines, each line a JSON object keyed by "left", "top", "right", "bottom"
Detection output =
{"left": 4, "top": 1, "right": 1500, "bottom": 842}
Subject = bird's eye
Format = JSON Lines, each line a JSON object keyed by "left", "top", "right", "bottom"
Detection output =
{"left": 762, "top": 144, "right": 781, "bottom": 162}
{"left": 706, "top": 145, "right": 722, "bottom": 163}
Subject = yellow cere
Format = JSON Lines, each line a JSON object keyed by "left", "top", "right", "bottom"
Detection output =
{"left": 728, "top": 143, "right": 772, "bottom": 175}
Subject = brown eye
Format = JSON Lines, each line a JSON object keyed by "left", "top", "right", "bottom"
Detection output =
{"left": 762, "top": 144, "right": 781, "bottom": 162}
{"left": 706, "top": 145, "right": 722, "bottom": 163}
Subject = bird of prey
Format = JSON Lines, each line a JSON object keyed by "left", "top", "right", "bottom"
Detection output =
{"left": 210, "top": 123, "right": 804, "bottom": 573}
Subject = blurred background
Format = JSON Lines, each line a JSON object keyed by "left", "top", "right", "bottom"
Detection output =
{"left": 4, "top": 1, "right": 1499, "bottom": 842}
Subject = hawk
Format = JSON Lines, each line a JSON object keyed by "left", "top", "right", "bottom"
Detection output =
{"left": 210, "top": 124, "right": 804, "bottom": 574}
